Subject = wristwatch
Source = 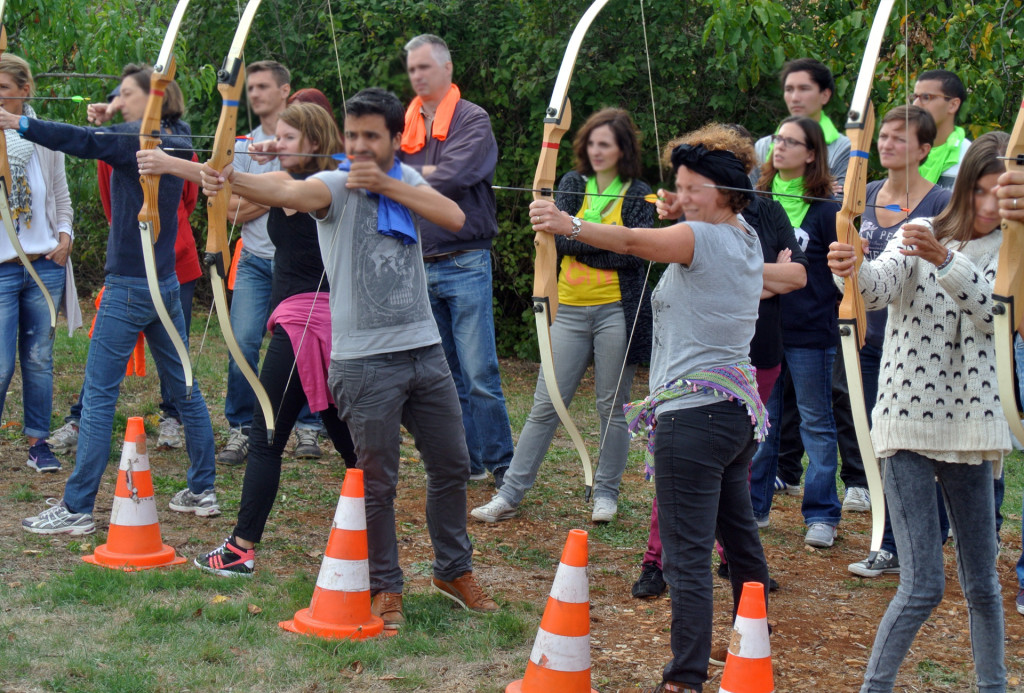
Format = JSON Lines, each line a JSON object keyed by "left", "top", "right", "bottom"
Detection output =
{"left": 569, "top": 216, "right": 583, "bottom": 240}
{"left": 17, "top": 115, "right": 28, "bottom": 135}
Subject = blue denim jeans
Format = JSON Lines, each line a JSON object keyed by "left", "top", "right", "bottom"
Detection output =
{"left": 1014, "top": 333, "right": 1024, "bottom": 589}
{"left": 861, "top": 452, "right": 1005, "bottom": 693}
{"left": 63, "top": 274, "right": 215, "bottom": 515}
{"left": 425, "top": 249, "right": 513, "bottom": 475}
{"left": 749, "top": 345, "right": 841, "bottom": 526}
{"left": 0, "top": 258, "right": 65, "bottom": 438}
{"left": 654, "top": 401, "right": 769, "bottom": 689}
{"left": 158, "top": 277, "right": 195, "bottom": 421}
{"left": 498, "top": 302, "right": 636, "bottom": 505}
{"left": 222, "top": 249, "right": 319, "bottom": 432}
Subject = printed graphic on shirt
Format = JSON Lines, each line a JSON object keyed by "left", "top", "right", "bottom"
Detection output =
{"left": 351, "top": 195, "right": 429, "bottom": 330}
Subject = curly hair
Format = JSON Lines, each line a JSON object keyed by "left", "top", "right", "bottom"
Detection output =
{"left": 660, "top": 123, "right": 756, "bottom": 213}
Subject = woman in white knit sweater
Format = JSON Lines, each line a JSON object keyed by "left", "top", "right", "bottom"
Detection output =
{"left": 829, "top": 130, "right": 1009, "bottom": 693}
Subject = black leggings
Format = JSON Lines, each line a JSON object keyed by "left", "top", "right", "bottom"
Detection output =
{"left": 234, "top": 327, "right": 356, "bottom": 543}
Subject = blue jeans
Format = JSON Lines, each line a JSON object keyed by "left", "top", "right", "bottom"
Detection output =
{"left": 158, "top": 277, "right": 195, "bottom": 421}
{"left": 498, "top": 302, "right": 636, "bottom": 504}
{"left": 654, "top": 401, "right": 769, "bottom": 689}
{"left": 222, "top": 249, "right": 319, "bottom": 432}
{"left": 63, "top": 274, "right": 215, "bottom": 515}
{"left": 425, "top": 249, "right": 513, "bottom": 475}
{"left": 0, "top": 258, "right": 65, "bottom": 439}
{"left": 749, "top": 345, "right": 841, "bottom": 526}
{"left": 1014, "top": 333, "right": 1024, "bottom": 589}
{"left": 861, "top": 452, "right": 1005, "bottom": 692}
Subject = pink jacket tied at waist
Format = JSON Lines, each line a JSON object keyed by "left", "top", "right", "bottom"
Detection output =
{"left": 267, "top": 292, "right": 333, "bottom": 412}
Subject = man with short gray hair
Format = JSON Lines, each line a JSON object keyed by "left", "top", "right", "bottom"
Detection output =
{"left": 398, "top": 34, "right": 513, "bottom": 489}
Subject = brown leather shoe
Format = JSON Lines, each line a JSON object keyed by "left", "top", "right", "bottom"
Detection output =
{"left": 709, "top": 643, "right": 729, "bottom": 666}
{"left": 431, "top": 571, "right": 499, "bottom": 612}
{"left": 370, "top": 591, "right": 404, "bottom": 630}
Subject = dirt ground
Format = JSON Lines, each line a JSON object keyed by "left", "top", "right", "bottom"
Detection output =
{"left": 1, "top": 356, "right": 1023, "bottom": 692}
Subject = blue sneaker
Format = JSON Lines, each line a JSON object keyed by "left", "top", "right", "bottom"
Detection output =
{"left": 27, "top": 440, "right": 61, "bottom": 473}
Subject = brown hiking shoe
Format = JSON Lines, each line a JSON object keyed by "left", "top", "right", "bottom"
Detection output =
{"left": 370, "top": 591, "right": 404, "bottom": 630}
{"left": 431, "top": 571, "right": 498, "bottom": 612}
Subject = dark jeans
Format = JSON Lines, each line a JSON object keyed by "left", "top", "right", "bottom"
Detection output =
{"left": 776, "top": 335, "right": 867, "bottom": 489}
{"left": 329, "top": 344, "right": 474, "bottom": 594}
{"left": 655, "top": 400, "right": 770, "bottom": 690}
{"left": 234, "top": 328, "right": 356, "bottom": 544}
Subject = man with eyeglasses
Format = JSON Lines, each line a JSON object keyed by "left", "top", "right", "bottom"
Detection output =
{"left": 912, "top": 70, "right": 970, "bottom": 189}
{"left": 751, "top": 58, "right": 851, "bottom": 191}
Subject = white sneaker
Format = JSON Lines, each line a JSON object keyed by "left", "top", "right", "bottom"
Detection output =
{"left": 470, "top": 496, "right": 516, "bottom": 523}
{"left": 592, "top": 497, "right": 617, "bottom": 523}
{"left": 47, "top": 421, "right": 79, "bottom": 452}
{"left": 22, "top": 498, "right": 95, "bottom": 535}
{"left": 157, "top": 415, "right": 184, "bottom": 449}
{"left": 804, "top": 522, "right": 837, "bottom": 548}
{"left": 842, "top": 486, "right": 871, "bottom": 513}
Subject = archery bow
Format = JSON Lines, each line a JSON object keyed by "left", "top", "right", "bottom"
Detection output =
{"left": 203, "top": 0, "right": 276, "bottom": 445}
{"left": 137, "top": 0, "right": 194, "bottom": 395}
{"left": 992, "top": 94, "right": 1024, "bottom": 446}
{"left": 532, "top": 0, "right": 614, "bottom": 502}
{"left": 835, "top": 0, "right": 898, "bottom": 564}
{"left": 0, "top": 0, "right": 56, "bottom": 338}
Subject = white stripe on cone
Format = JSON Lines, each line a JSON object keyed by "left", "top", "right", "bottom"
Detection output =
{"left": 109, "top": 496, "right": 159, "bottom": 527}
{"left": 549, "top": 564, "right": 588, "bottom": 603}
{"left": 333, "top": 495, "right": 366, "bottom": 532}
{"left": 729, "top": 615, "right": 771, "bottom": 659}
{"left": 528, "top": 628, "right": 591, "bottom": 672}
{"left": 118, "top": 451, "right": 150, "bottom": 472}
{"left": 315, "top": 555, "right": 370, "bottom": 592}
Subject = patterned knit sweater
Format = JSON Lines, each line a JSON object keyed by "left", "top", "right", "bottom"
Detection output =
{"left": 859, "top": 220, "right": 1009, "bottom": 473}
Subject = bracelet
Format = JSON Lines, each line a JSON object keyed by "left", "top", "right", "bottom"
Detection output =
{"left": 16, "top": 115, "right": 28, "bottom": 135}
{"left": 936, "top": 248, "right": 954, "bottom": 270}
{"left": 568, "top": 216, "right": 583, "bottom": 240}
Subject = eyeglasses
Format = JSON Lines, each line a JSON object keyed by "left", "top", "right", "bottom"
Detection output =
{"left": 910, "top": 92, "right": 953, "bottom": 104}
{"left": 771, "top": 134, "right": 808, "bottom": 149}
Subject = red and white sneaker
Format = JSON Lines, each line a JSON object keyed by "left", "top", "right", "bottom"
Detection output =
{"left": 195, "top": 537, "right": 255, "bottom": 577}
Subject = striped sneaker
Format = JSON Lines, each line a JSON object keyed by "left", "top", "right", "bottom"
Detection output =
{"left": 22, "top": 498, "right": 95, "bottom": 536}
{"left": 169, "top": 488, "right": 220, "bottom": 517}
{"left": 195, "top": 538, "right": 255, "bottom": 577}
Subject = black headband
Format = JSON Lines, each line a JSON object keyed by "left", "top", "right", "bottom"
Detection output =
{"left": 670, "top": 144, "right": 754, "bottom": 204}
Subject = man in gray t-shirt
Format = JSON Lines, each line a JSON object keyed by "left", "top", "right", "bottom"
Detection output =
{"left": 200, "top": 87, "right": 498, "bottom": 628}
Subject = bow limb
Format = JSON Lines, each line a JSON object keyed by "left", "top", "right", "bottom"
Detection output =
{"left": 992, "top": 93, "right": 1024, "bottom": 446}
{"left": 835, "top": 0, "right": 897, "bottom": 561}
{"left": 203, "top": 0, "right": 276, "bottom": 445}
{"left": 0, "top": 6, "right": 56, "bottom": 339}
{"left": 138, "top": 0, "right": 194, "bottom": 395}
{"left": 532, "top": 0, "right": 612, "bottom": 502}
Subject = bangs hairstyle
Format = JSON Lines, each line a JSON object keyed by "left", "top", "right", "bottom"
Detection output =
{"left": 571, "top": 108, "right": 643, "bottom": 180}
{"left": 278, "top": 102, "right": 343, "bottom": 174}
{"left": 755, "top": 115, "right": 832, "bottom": 199}
{"left": 930, "top": 130, "right": 1008, "bottom": 245}
{"left": 661, "top": 123, "right": 756, "bottom": 214}
{"left": 880, "top": 105, "right": 936, "bottom": 165}
{"left": 0, "top": 53, "right": 34, "bottom": 95}
{"left": 121, "top": 63, "right": 185, "bottom": 121}
{"left": 345, "top": 88, "right": 405, "bottom": 138}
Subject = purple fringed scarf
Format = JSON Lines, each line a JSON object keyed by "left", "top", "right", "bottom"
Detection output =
{"left": 623, "top": 362, "right": 769, "bottom": 479}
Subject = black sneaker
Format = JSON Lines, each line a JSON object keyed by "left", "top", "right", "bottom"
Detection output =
{"left": 492, "top": 466, "right": 506, "bottom": 490}
{"left": 195, "top": 538, "right": 255, "bottom": 577}
{"left": 717, "top": 561, "right": 729, "bottom": 579}
{"left": 27, "top": 440, "right": 61, "bottom": 473}
{"left": 631, "top": 561, "right": 666, "bottom": 599}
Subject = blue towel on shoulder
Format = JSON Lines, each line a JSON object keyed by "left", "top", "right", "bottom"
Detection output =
{"left": 338, "top": 157, "right": 418, "bottom": 245}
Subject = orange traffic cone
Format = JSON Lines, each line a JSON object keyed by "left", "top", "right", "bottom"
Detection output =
{"left": 280, "top": 468, "right": 385, "bottom": 640}
{"left": 506, "top": 528, "right": 596, "bottom": 693}
{"left": 719, "top": 581, "right": 774, "bottom": 693}
{"left": 83, "top": 417, "right": 186, "bottom": 570}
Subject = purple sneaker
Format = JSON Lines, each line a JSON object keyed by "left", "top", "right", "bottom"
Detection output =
{"left": 27, "top": 440, "right": 61, "bottom": 473}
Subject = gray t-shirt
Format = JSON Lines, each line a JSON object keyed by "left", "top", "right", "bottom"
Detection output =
{"left": 648, "top": 220, "right": 763, "bottom": 415}
{"left": 235, "top": 124, "right": 279, "bottom": 260}
{"left": 311, "top": 165, "right": 440, "bottom": 360}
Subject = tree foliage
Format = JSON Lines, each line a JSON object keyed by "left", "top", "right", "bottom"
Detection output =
{"left": 8, "top": 0, "right": 1024, "bottom": 356}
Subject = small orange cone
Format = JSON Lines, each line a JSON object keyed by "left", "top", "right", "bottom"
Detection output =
{"left": 280, "top": 468, "right": 385, "bottom": 640}
{"left": 719, "top": 581, "right": 774, "bottom": 693}
{"left": 506, "top": 529, "right": 597, "bottom": 693}
{"left": 83, "top": 417, "right": 186, "bottom": 570}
